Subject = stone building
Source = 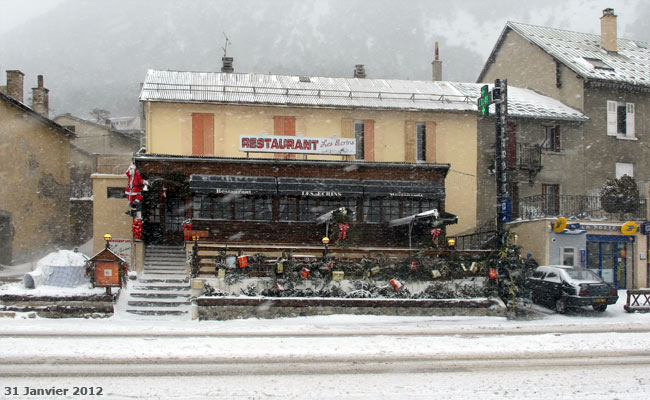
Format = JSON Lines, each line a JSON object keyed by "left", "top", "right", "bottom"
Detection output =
{"left": 0, "top": 70, "right": 74, "bottom": 263}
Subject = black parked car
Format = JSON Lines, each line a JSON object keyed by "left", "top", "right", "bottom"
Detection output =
{"left": 527, "top": 265, "right": 618, "bottom": 313}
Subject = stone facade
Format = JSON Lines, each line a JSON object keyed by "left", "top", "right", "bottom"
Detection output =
{"left": 196, "top": 296, "right": 505, "bottom": 320}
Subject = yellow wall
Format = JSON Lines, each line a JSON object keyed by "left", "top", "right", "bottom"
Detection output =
{"left": 91, "top": 174, "right": 133, "bottom": 255}
{"left": 144, "top": 102, "right": 477, "bottom": 235}
{"left": 0, "top": 100, "right": 71, "bottom": 260}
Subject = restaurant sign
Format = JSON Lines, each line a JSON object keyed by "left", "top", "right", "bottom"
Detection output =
{"left": 240, "top": 135, "right": 356, "bottom": 155}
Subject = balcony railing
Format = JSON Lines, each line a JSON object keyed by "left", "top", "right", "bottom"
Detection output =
{"left": 507, "top": 144, "right": 542, "bottom": 171}
{"left": 516, "top": 195, "right": 647, "bottom": 221}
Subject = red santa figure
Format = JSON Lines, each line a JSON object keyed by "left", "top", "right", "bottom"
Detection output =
{"left": 125, "top": 164, "right": 144, "bottom": 206}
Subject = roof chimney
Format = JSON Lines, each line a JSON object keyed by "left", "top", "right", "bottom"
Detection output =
{"left": 601, "top": 8, "right": 617, "bottom": 53}
{"left": 221, "top": 56, "right": 234, "bottom": 73}
{"left": 6, "top": 70, "right": 25, "bottom": 103}
{"left": 354, "top": 64, "right": 366, "bottom": 78}
{"left": 31, "top": 75, "right": 49, "bottom": 118}
{"left": 432, "top": 42, "right": 443, "bottom": 81}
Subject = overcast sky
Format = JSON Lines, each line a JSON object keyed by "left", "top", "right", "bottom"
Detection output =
{"left": 1, "top": 0, "right": 647, "bottom": 118}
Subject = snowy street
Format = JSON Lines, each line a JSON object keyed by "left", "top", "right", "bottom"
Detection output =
{"left": 2, "top": 293, "right": 650, "bottom": 399}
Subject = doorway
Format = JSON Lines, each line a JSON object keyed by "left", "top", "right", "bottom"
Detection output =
{"left": 587, "top": 237, "right": 630, "bottom": 289}
{"left": 0, "top": 211, "right": 13, "bottom": 264}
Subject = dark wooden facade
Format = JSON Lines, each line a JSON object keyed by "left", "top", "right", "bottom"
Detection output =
{"left": 134, "top": 154, "right": 454, "bottom": 248}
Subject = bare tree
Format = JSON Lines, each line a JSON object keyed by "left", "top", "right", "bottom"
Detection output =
{"left": 89, "top": 108, "right": 111, "bottom": 124}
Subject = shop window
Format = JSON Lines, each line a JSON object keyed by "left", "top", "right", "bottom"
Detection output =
{"left": 192, "top": 194, "right": 212, "bottom": 219}
{"left": 279, "top": 197, "right": 299, "bottom": 221}
{"left": 544, "top": 125, "right": 561, "bottom": 152}
{"left": 252, "top": 197, "right": 273, "bottom": 221}
{"left": 364, "top": 198, "right": 382, "bottom": 223}
{"left": 234, "top": 197, "right": 254, "bottom": 220}
{"left": 363, "top": 198, "right": 400, "bottom": 223}
{"left": 214, "top": 196, "right": 233, "bottom": 220}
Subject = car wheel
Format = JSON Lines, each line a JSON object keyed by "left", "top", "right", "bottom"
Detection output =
{"left": 555, "top": 297, "right": 567, "bottom": 314}
{"left": 593, "top": 304, "right": 607, "bottom": 312}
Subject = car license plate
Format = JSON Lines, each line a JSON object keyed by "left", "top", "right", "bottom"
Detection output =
{"left": 594, "top": 298, "right": 606, "bottom": 303}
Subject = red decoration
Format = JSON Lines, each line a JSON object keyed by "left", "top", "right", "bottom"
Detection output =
{"left": 125, "top": 164, "right": 144, "bottom": 205}
{"left": 489, "top": 268, "right": 498, "bottom": 279}
{"left": 390, "top": 279, "right": 402, "bottom": 290}
{"left": 430, "top": 228, "right": 442, "bottom": 244}
{"left": 131, "top": 218, "right": 143, "bottom": 240}
{"left": 183, "top": 220, "right": 193, "bottom": 241}
{"left": 410, "top": 261, "right": 418, "bottom": 270}
{"left": 237, "top": 256, "right": 248, "bottom": 268}
{"left": 338, "top": 222, "right": 349, "bottom": 239}
{"left": 161, "top": 184, "right": 167, "bottom": 200}
{"left": 301, "top": 267, "right": 310, "bottom": 279}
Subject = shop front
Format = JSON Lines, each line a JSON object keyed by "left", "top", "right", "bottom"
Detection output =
{"left": 134, "top": 154, "right": 457, "bottom": 249}
{"left": 586, "top": 235, "right": 633, "bottom": 289}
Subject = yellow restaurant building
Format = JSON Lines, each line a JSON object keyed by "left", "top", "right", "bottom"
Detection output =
{"left": 139, "top": 68, "right": 479, "bottom": 236}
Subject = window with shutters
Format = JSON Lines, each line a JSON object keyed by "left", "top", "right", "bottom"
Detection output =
{"left": 416, "top": 123, "right": 426, "bottom": 161}
{"left": 606, "top": 101, "right": 635, "bottom": 139}
{"left": 544, "top": 125, "right": 561, "bottom": 152}
{"left": 542, "top": 184, "right": 560, "bottom": 215}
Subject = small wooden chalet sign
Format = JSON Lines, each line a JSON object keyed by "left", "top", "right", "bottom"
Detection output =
{"left": 86, "top": 247, "right": 128, "bottom": 291}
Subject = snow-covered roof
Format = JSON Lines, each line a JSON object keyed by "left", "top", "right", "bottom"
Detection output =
{"left": 451, "top": 82, "right": 588, "bottom": 121}
{"left": 139, "top": 69, "right": 476, "bottom": 112}
{"left": 140, "top": 69, "right": 586, "bottom": 121}
{"left": 492, "top": 21, "right": 650, "bottom": 88}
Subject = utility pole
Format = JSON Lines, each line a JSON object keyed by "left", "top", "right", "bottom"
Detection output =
{"left": 494, "top": 79, "right": 509, "bottom": 236}
{"left": 477, "top": 79, "right": 510, "bottom": 236}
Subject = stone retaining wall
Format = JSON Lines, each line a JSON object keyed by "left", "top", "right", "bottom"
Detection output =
{"left": 196, "top": 296, "right": 505, "bottom": 320}
{"left": 0, "top": 294, "right": 114, "bottom": 318}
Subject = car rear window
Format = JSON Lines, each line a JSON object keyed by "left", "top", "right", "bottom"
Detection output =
{"left": 565, "top": 269, "right": 602, "bottom": 281}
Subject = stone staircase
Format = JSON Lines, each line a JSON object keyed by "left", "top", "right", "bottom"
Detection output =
{"left": 125, "top": 245, "right": 191, "bottom": 318}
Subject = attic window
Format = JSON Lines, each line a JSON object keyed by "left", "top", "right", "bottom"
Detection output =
{"left": 298, "top": 76, "right": 311, "bottom": 83}
{"left": 584, "top": 57, "right": 614, "bottom": 71}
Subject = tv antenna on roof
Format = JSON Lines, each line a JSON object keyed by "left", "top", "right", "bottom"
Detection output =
{"left": 222, "top": 32, "right": 232, "bottom": 57}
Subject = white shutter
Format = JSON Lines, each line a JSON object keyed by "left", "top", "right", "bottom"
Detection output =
{"left": 626, "top": 103, "right": 635, "bottom": 138}
{"left": 607, "top": 100, "right": 618, "bottom": 136}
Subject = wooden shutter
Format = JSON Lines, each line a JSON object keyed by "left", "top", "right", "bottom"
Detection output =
{"left": 554, "top": 125, "right": 561, "bottom": 152}
{"left": 364, "top": 119, "right": 374, "bottom": 161}
{"left": 192, "top": 113, "right": 214, "bottom": 155}
{"left": 606, "top": 100, "right": 617, "bottom": 136}
{"left": 626, "top": 103, "right": 635, "bottom": 138}
{"left": 273, "top": 116, "right": 296, "bottom": 159}
{"left": 404, "top": 121, "right": 416, "bottom": 163}
{"left": 341, "top": 118, "right": 354, "bottom": 138}
{"left": 425, "top": 121, "right": 436, "bottom": 163}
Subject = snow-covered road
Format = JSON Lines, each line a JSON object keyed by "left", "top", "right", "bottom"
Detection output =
{"left": 1, "top": 291, "right": 650, "bottom": 399}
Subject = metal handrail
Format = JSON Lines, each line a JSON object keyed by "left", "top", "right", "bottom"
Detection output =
{"left": 146, "top": 82, "right": 474, "bottom": 104}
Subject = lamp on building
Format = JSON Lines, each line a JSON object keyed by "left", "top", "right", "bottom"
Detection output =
{"left": 322, "top": 236, "right": 330, "bottom": 258}
{"left": 104, "top": 233, "right": 112, "bottom": 248}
